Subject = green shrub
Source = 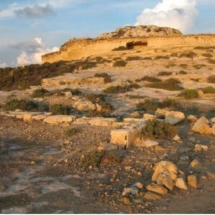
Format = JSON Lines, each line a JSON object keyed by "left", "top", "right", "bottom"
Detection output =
{"left": 112, "top": 46, "right": 127, "bottom": 51}
{"left": 136, "top": 99, "right": 160, "bottom": 111}
{"left": 142, "top": 57, "right": 152, "bottom": 60}
{"left": 103, "top": 83, "right": 139, "bottom": 94}
{"left": 81, "top": 62, "right": 97, "bottom": 70}
{"left": 147, "top": 78, "right": 182, "bottom": 91}
{"left": 113, "top": 60, "right": 127, "bottom": 67}
{"left": 180, "top": 51, "right": 197, "bottom": 59}
{"left": 193, "top": 64, "right": 206, "bottom": 69}
{"left": 126, "top": 94, "right": 146, "bottom": 99}
{"left": 141, "top": 76, "right": 161, "bottom": 82}
{"left": 65, "top": 127, "right": 79, "bottom": 136}
{"left": 166, "top": 63, "right": 176, "bottom": 68}
{"left": 31, "top": 88, "right": 49, "bottom": 98}
{"left": 202, "top": 53, "right": 213, "bottom": 58}
{"left": 126, "top": 56, "right": 142, "bottom": 61}
{"left": 50, "top": 104, "right": 71, "bottom": 115}
{"left": 71, "top": 88, "right": 82, "bottom": 95}
{"left": 94, "top": 73, "right": 112, "bottom": 83}
{"left": 139, "top": 119, "right": 178, "bottom": 140}
{"left": 207, "top": 59, "right": 215, "bottom": 64}
{"left": 81, "top": 151, "right": 105, "bottom": 167}
{"left": 161, "top": 98, "right": 179, "bottom": 108}
{"left": 154, "top": 55, "right": 170, "bottom": 60}
{"left": 202, "top": 86, "right": 215, "bottom": 94}
{"left": 179, "top": 64, "right": 188, "bottom": 69}
{"left": 178, "top": 89, "right": 199, "bottom": 99}
{"left": 157, "top": 71, "right": 172, "bottom": 76}
{"left": 207, "top": 75, "right": 215, "bottom": 83}
{"left": 178, "top": 70, "right": 187, "bottom": 75}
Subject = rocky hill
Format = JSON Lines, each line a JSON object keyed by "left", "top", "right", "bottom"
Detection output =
{"left": 98, "top": 25, "right": 182, "bottom": 39}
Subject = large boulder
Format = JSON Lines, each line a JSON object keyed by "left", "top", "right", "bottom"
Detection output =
{"left": 192, "top": 116, "right": 212, "bottom": 135}
{"left": 152, "top": 161, "right": 178, "bottom": 190}
{"left": 88, "top": 117, "right": 116, "bottom": 127}
{"left": 44, "top": 115, "right": 76, "bottom": 125}
{"left": 165, "top": 111, "right": 185, "bottom": 125}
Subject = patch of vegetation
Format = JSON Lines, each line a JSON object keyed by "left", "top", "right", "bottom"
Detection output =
{"left": 112, "top": 46, "right": 128, "bottom": 51}
{"left": 202, "top": 86, "right": 215, "bottom": 94}
{"left": 207, "top": 58, "right": 215, "bottom": 64}
{"left": 71, "top": 88, "right": 82, "bottom": 95}
{"left": 94, "top": 73, "right": 112, "bottom": 83}
{"left": 194, "top": 46, "right": 215, "bottom": 50}
{"left": 126, "top": 56, "right": 142, "bottom": 61}
{"left": 207, "top": 75, "right": 215, "bottom": 83}
{"left": 142, "top": 57, "right": 152, "bottom": 60}
{"left": 178, "top": 70, "right": 187, "bottom": 75}
{"left": 161, "top": 97, "right": 179, "bottom": 108}
{"left": 170, "top": 53, "right": 178, "bottom": 57}
{"left": 136, "top": 98, "right": 160, "bottom": 111}
{"left": 166, "top": 63, "right": 176, "bottom": 68}
{"left": 103, "top": 83, "right": 140, "bottom": 94}
{"left": 178, "top": 89, "right": 199, "bottom": 99}
{"left": 65, "top": 127, "right": 80, "bottom": 136}
{"left": 81, "top": 150, "right": 105, "bottom": 168}
{"left": 147, "top": 78, "right": 182, "bottom": 91}
{"left": 179, "top": 64, "right": 188, "bottom": 69}
{"left": 139, "top": 119, "right": 178, "bottom": 140}
{"left": 31, "top": 88, "right": 49, "bottom": 98}
{"left": 126, "top": 94, "right": 146, "bottom": 99}
{"left": 100, "top": 151, "right": 121, "bottom": 166}
{"left": 141, "top": 76, "right": 161, "bottom": 82}
{"left": 94, "top": 56, "right": 110, "bottom": 64}
{"left": 113, "top": 60, "right": 127, "bottom": 67}
{"left": 179, "top": 51, "right": 197, "bottom": 59}
{"left": 81, "top": 62, "right": 97, "bottom": 70}
{"left": 202, "top": 53, "right": 213, "bottom": 58}
{"left": 49, "top": 104, "right": 71, "bottom": 115}
{"left": 193, "top": 64, "right": 206, "bottom": 70}
{"left": 157, "top": 71, "right": 172, "bottom": 76}
{"left": 3, "top": 99, "right": 49, "bottom": 112}
{"left": 154, "top": 55, "right": 170, "bottom": 60}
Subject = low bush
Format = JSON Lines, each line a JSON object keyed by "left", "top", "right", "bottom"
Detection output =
{"left": 154, "top": 55, "right": 170, "bottom": 60}
{"left": 207, "top": 58, "right": 215, "bottom": 64}
{"left": 147, "top": 78, "right": 182, "bottom": 91}
{"left": 126, "top": 56, "right": 142, "bottom": 61}
{"left": 94, "top": 73, "right": 112, "bottom": 83}
{"left": 136, "top": 98, "right": 160, "bottom": 111}
{"left": 81, "top": 62, "right": 97, "bottom": 70}
{"left": 112, "top": 46, "right": 127, "bottom": 51}
{"left": 207, "top": 75, "right": 215, "bottom": 83}
{"left": 178, "top": 70, "right": 187, "bottom": 75}
{"left": 139, "top": 119, "right": 178, "bottom": 140}
{"left": 65, "top": 127, "right": 79, "bottom": 136}
{"left": 31, "top": 88, "right": 49, "bottom": 98}
{"left": 170, "top": 53, "right": 178, "bottom": 57}
{"left": 142, "top": 57, "right": 152, "bottom": 60}
{"left": 113, "top": 60, "right": 127, "bottom": 67}
{"left": 178, "top": 89, "right": 199, "bottom": 99}
{"left": 179, "top": 64, "right": 188, "bottom": 69}
{"left": 141, "top": 76, "right": 161, "bottom": 82}
{"left": 161, "top": 98, "right": 179, "bottom": 108}
{"left": 166, "top": 63, "right": 176, "bottom": 68}
{"left": 179, "top": 51, "right": 197, "bottom": 59}
{"left": 103, "top": 83, "right": 139, "bottom": 94}
{"left": 81, "top": 151, "right": 105, "bottom": 167}
{"left": 126, "top": 94, "right": 146, "bottom": 99}
{"left": 202, "top": 86, "right": 215, "bottom": 94}
{"left": 50, "top": 104, "right": 71, "bottom": 115}
{"left": 71, "top": 88, "right": 82, "bottom": 95}
{"left": 202, "top": 53, "right": 213, "bottom": 58}
{"left": 157, "top": 71, "right": 172, "bottom": 76}
{"left": 193, "top": 64, "right": 206, "bottom": 70}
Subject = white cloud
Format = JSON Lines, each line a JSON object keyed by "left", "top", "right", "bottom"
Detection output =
{"left": 135, "top": 0, "right": 198, "bottom": 33}
{"left": 16, "top": 38, "right": 59, "bottom": 66}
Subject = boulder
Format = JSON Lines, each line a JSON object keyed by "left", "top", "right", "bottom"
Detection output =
{"left": 23, "top": 113, "right": 33, "bottom": 122}
{"left": 152, "top": 161, "right": 178, "bottom": 190}
{"left": 189, "top": 159, "right": 204, "bottom": 172}
{"left": 187, "top": 175, "right": 198, "bottom": 188}
{"left": 144, "top": 191, "right": 162, "bottom": 200}
{"left": 130, "top": 111, "right": 140, "bottom": 118}
{"left": 175, "top": 177, "right": 188, "bottom": 190}
{"left": 144, "top": 140, "right": 159, "bottom": 148}
{"left": 143, "top": 113, "right": 156, "bottom": 120}
{"left": 146, "top": 183, "right": 168, "bottom": 195}
{"left": 111, "top": 128, "right": 138, "bottom": 148}
{"left": 88, "top": 117, "right": 116, "bottom": 127}
{"left": 192, "top": 116, "right": 212, "bottom": 135}
{"left": 43, "top": 115, "right": 76, "bottom": 125}
{"left": 155, "top": 108, "right": 169, "bottom": 118}
{"left": 165, "top": 111, "right": 185, "bottom": 125}
{"left": 187, "top": 115, "right": 198, "bottom": 122}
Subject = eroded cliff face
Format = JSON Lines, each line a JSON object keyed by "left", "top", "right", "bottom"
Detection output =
{"left": 42, "top": 25, "right": 215, "bottom": 64}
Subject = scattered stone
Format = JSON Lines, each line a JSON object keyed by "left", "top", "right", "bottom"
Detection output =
{"left": 144, "top": 191, "right": 162, "bottom": 200}
{"left": 144, "top": 140, "right": 159, "bottom": 148}
{"left": 165, "top": 111, "right": 185, "bottom": 125}
{"left": 30, "top": 161, "right": 36, "bottom": 165}
{"left": 152, "top": 161, "right": 178, "bottom": 191}
{"left": 189, "top": 159, "right": 204, "bottom": 172}
{"left": 187, "top": 115, "right": 198, "bottom": 122}
{"left": 192, "top": 116, "right": 212, "bottom": 135}
{"left": 154, "top": 145, "right": 165, "bottom": 151}
{"left": 194, "top": 144, "right": 208, "bottom": 152}
{"left": 173, "top": 135, "right": 181, "bottom": 141}
{"left": 155, "top": 108, "right": 169, "bottom": 118}
{"left": 146, "top": 183, "right": 168, "bottom": 195}
{"left": 44, "top": 115, "right": 75, "bottom": 125}
{"left": 122, "top": 186, "right": 139, "bottom": 196}
{"left": 133, "top": 182, "right": 144, "bottom": 189}
{"left": 188, "top": 136, "right": 196, "bottom": 143}
{"left": 206, "top": 171, "right": 215, "bottom": 179}
{"left": 180, "top": 155, "right": 189, "bottom": 161}
{"left": 88, "top": 117, "right": 117, "bottom": 127}
{"left": 175, "top": 177, "right": 188, "bottom": 190}
{"left": 130, "top": 111, "right": 140, "bottom": 118}
{"left": 178, "top": 146, "right": 192, "bottom": 154}
{"left": 123, "top": 197, "right": 130, "bottom": 205}
{"left": 143, "top": 113, "right": 156, "bottom": 120}
{"left": 187, "top": 175, "right": 198, "bottom": 188}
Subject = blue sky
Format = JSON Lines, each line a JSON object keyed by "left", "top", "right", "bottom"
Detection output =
{"left": 0, "top": 0, "right": 215, "bottom": 67}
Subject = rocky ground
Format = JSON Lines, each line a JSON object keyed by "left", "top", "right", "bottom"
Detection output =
{"left": 1, "top": 45, "right": 215, "bottom": 213}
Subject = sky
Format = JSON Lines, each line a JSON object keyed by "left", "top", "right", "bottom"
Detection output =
{"left": 0, "top": 0, "right": 215, "bottom": 68}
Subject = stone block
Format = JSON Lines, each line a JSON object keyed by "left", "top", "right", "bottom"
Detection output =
{"left": 111, "top": 128, "right": 138, "bottom": 148}
{"left": 88, "top": 117, "right": 116, "bottom": 127}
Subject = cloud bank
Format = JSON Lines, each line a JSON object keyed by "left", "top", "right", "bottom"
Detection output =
{"left": 16, "top": 38, "right": 59, "bottom": 66}
{"left": 14, "top": 4, "right": 55, "bottom": 18}
{"left": 135, "top": 0, "right": 198, "bottom": 32}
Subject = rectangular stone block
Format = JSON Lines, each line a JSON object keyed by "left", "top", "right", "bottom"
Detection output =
{"left": 111, "top": 128, "right": 138, "bottom": 148}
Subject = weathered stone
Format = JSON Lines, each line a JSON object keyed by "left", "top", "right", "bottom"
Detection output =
{"left": 122, "top": 197, "right": 130, "bottom": 205}
{"left": 175, "top": 177, "right": 188, "bottom": 190}
{"left": 130, "top": 111, "right": 140, "bottom": 118}
{"left": 43, "top": 115, "right": 75, "bottom": 125}
{"left": 97, "top": 143, "right": 118, "bottom": 151}
{"left": 154, "top": 145, "right": 165, "bottom": 151}
{"left": 143, "top": 113, "right": 156, "bottom": 120}
{"left": 146, "top": 183, "right": 168, "bottom": 195}
{"left": 173, "top": 135, "right": 181, "bottom": 141}
{"left": 192, "top": 116, "right": 212, "bottom": 135}
{"left": 152, "top": 161, "right": 178, "bottom": 190}
{"left": 194, "top": 144, "right": 208, "bottom": 152}
{"left": 187, "top": 175, "right": 198, "bottom": 188}
{"left": 32, "top": 115, "right": 47, "bottom": 121}
{"left": 144, "top": 140, "right": 159, "bottom": 148}
{"left": 111, "top": 128, "right": 138, "bottom": 148}
{"left": 211, "top": 124, "right": 215, "bottom": 135}
{"left": 206, "top": 171, "right": 215, "bottom": 179}
{"left": 189, "top": 159, "right": 204, "bottom": 172}
{"left": 122, "top": 186, "right": 139, "bottom": 196}
{"left": 111, "top": 122, "right": 124, "bottom": 129}
{"left": 64, "top": 91, "right": 72, "bottom": 98}
{"left": 188, "top": 136, "right": 196, "bottom": 143}
{"left": 88, "top": 117, "right": 116, "bottom": 127}
{"left": 144, "top": 191, "right": 162, "bottom": 200}
{"left": 155, "top": 108, "right": 169, "bottom": 118}
{"left": 23, "top": 113, "right": 33, "bottom": 122}
{"left": 180, "top": 155, "right": 189, "bottom": 161}
{"left": 187, "top": 115, "right": 198, "bottom": 122}
{"left": 165, "top": 111, "right": 185, "bottom": 125}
